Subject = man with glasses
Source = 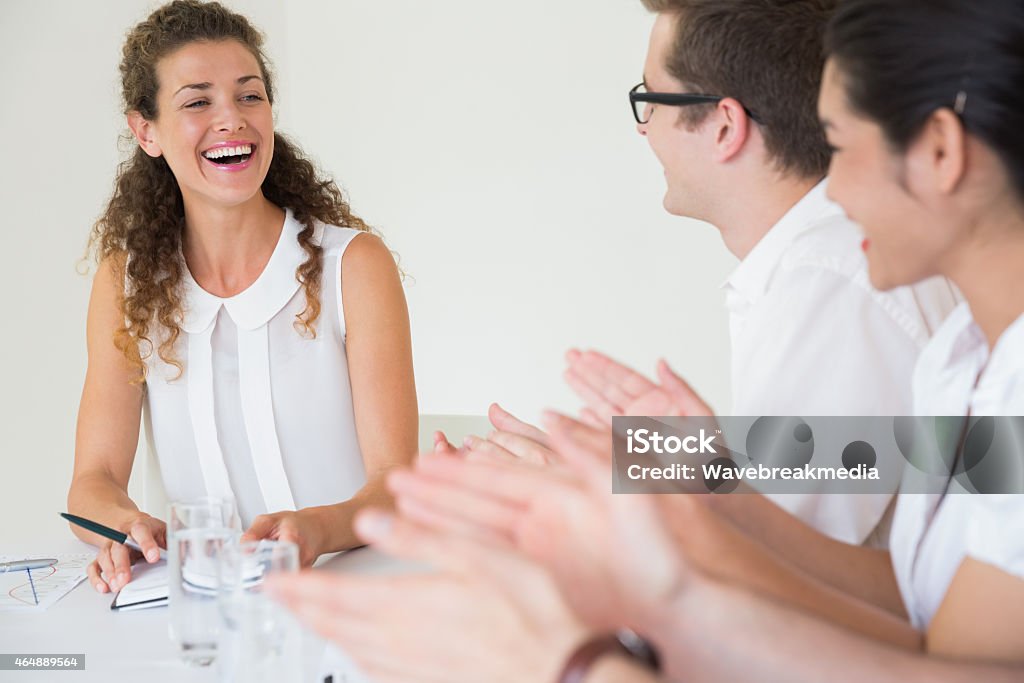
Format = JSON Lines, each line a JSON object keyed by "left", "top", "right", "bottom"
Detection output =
{"left": 602, "top": 0, "right": 959, "bottom": 545}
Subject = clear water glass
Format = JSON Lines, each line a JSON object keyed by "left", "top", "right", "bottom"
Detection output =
{"left": 167, "top": 497, "right": 240, "bottom": 666}
{"left": 217, "top": 539, "right": 301, "bottom": 683}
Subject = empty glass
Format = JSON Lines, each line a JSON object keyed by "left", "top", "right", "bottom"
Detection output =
{"left": 167, "top": 497, "right": 240, "bottom": 666}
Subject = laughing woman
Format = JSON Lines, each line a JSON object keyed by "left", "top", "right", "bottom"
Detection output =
{"left": 67, "top": 0, "right": 417, "bottom": 593}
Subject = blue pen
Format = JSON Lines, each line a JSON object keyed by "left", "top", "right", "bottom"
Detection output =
{"left": 26, "top": 568, "right": 39, "bottom": 605}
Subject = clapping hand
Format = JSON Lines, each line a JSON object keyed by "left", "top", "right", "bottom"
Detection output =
{"left": 564, "top": 350, "right": 713, "bottom": 424}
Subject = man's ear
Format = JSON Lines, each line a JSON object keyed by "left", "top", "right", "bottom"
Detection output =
{"left": 907, "top": 108, "right": 967, "bottom": 196}
{"left": 712, "top": 97, "right": 752, "bottom": 164}
{"left": 127, "top": 111, "right": 163, "bottom": 158}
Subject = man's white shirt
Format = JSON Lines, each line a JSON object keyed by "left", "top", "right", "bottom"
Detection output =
{"left": 722, "top": 180, "right": 960, "bottom": 544}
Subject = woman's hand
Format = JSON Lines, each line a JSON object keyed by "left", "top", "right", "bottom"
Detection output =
{"left": 268, "top": 510, "right": 591, "bottom": 683}
{"left": 564, "top": 350, "right": 713, "bottom": 424}
{"left": 435, "top": 403, "right": 560, "bottom": 465}
{"left": 242, "top": 509, "right": 328, "bottom": 567}
{"left": 386, "top": 413, "right": 697, "bottom": 631}
{"left": 85, "top": 514, "right": 166, "bottom": 594}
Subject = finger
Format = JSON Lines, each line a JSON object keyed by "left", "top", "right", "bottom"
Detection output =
{"left": 95, "top": 545, "right": 116, "bottom": 590}
{"left": 393, "top": 487, "right": 519, "bottom": 548}
{"left": 544, "top": 410, "right": 611, "bottom": 455}
{"left": 275, "top": 526, "right": 313, "bottom": 568}
{"left": 110, "top": 543, "right": 134, "bottom": 591}
{"left": 128, "top": 521, "right": 162, "bottom": 563}
{"left": 268, "top": 567, "right": 417, "bottom": 620}
{"left": 657, "top": 359, "right": 714, "bottom": 416}
{"left": 242, "top": 514, "right": 277, "bottom": 542}
{"left": 579, "top": 407, "right": 607, "bottom": 430}
{"left": 565, "top": 349, "right": 656, "bottom": 415}
{"left": 563, "top": 368, "right": 619, "bottom": 424}
{"left": 356, "top": 509, "right": 524, "bottom": 581}
{"left": 463, "top": 434, "right": 519, "bottom": 463}
{"left": 542, "top": 411, "right": 615, "bottom": 483}
{"left": 355, "top": 510, "right": 471, "bottom": 571}
{"left": 574, "top": 349, "right": 655, "bottom": 405}
{"left": 487, "top": 431, "right": 555, "bottom": 465}
{"left": 433, "top": 430, "right": 458, "bottom": 455}
{"left": 464, "top": 447, "right": 519, "bottom": 466}
{"left": 86, "top": 559, "right": 109, "bottom": 593}
{"left": 283, "top": 592, "right": 380, "bottom": 655}
{"left": 488, "top": 403, "right": 552, "bottom": 447}
{"left": 414, "top": 452, "right": 562, "bottom": 507}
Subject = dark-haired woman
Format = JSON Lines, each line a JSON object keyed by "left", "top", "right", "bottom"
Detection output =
{"left": 67, "top": 0, "right": 417, "bottom": 592}
{"left": 266, "top": 1, "right": 1024, "bottom": 680}
{"left": 556, "top": 0, "right": 1024, "bottom": 676}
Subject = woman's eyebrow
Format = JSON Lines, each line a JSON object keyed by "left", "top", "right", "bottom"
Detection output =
{"left": 173, "top": 76, "right": 263, "bottom": 97}
{"left": 174, "top": 81, "right": 212, "bottom": 96}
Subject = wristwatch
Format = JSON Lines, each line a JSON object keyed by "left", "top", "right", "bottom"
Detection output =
{"left": 557, "top": 629, "right": 661, "bottom": 683}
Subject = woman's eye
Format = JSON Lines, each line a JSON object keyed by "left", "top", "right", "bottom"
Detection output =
{"left": 241, "top": 94, "right": 264, "bottom": 102}
{"left": 185, "top": 99, "right": 209, "bottom": 109}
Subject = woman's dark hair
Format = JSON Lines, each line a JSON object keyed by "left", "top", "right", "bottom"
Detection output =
{"left": 91, "top": 0, "right": 370, "bottom": 380}
{"left": 825, "top": 0, "right": 1024, "bottom": 197}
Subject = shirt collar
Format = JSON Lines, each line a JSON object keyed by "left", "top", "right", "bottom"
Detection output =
{"left": 180, "top": 208, "right": 323, "bottom": 333}
{"left": 721, "top": 180, "right": 842, "bottom": 302}
{"left": 938, "top": 303, "right": 1024, "bottom": 386}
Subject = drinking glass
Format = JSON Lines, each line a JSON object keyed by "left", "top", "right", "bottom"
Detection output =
{"left": 217, "top": 539, "right": 302, "bottom": 683}
{"left": 167, "top": 497, "right": 240, "bottom": 666}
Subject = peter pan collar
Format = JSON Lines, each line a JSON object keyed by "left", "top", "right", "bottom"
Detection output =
{"left": 180, "top": 208, "right": 323, "bottom": 333}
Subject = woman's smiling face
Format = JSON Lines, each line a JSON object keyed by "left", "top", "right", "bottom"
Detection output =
{"left": 818, "top": 58, "right": 962, "bottom": 291}
{"left": 130, "top": 39, "right": 274, "bottom": 210}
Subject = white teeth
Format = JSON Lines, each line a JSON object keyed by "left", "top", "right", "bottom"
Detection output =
{"left": 203, "top": 144, "right": 253, "bottom": 160}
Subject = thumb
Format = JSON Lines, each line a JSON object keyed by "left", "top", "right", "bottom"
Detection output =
{"left": 433, "top": 430, "right": 458, "bottom": 455}
{"left": 242, "top": 514, "right": 277, "bottom": 542}
{"left": 128, "top": 521, "right": 162, "bottom": 563}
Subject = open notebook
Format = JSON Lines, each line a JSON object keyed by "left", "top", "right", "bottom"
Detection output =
{"left": 111, "top": 558, "right": 264, "bottom": 611}
{"left": 111, "top": 560, "right": 169, "bottom": 611}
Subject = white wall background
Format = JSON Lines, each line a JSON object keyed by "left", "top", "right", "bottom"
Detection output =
{"left": 0, "top": 1, "right": 734, "bottom": 545}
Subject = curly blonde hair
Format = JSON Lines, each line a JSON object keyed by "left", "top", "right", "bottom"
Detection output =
{"left": 90, "top": 0, "right": 370, "bottom": 379}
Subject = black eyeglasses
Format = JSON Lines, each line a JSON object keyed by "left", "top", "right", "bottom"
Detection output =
{"left": 629, "top": 82, "right": 763, "bottom": 125}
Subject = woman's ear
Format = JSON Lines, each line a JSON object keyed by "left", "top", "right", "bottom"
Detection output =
{"left": 127, "top": 111, "right": 163, "bottom": 158}
{"left": 908, "top": 108, "right": 967, "bottom": 196}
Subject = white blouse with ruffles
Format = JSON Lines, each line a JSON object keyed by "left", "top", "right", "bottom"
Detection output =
{"left": 142, "top": 209, "right": 367, "bottom": 527}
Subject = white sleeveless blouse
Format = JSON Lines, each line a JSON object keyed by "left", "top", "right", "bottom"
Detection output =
{"left": 141, "top": 209, "right": 367, "bottom": 527}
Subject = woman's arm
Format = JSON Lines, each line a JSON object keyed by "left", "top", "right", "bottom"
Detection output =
{"left": 245, "top": 233, "right": 418, "bottom": 564}
{"left": 68, "top": 257, "right": 165, "bottom": 592}
{"left": 325, "top": 232, "right": 418, "bottom": 546}
{"left": 644, "top": 573, "right": 1022, "bottom": 683}
{"left": 928, "top": 557, "right": 1024, "bottom": 662}
{"left": 705, "top": 492, "right": 907, "bottom": 617}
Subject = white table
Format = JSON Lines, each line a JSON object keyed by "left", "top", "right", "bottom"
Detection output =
{"left": 0, "top": 538, "right": 397, "bottom": 682}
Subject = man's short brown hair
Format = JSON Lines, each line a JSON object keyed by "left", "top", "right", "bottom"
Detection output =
{"left": 641, "top": 0, "right": 835, "bottom": 179}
